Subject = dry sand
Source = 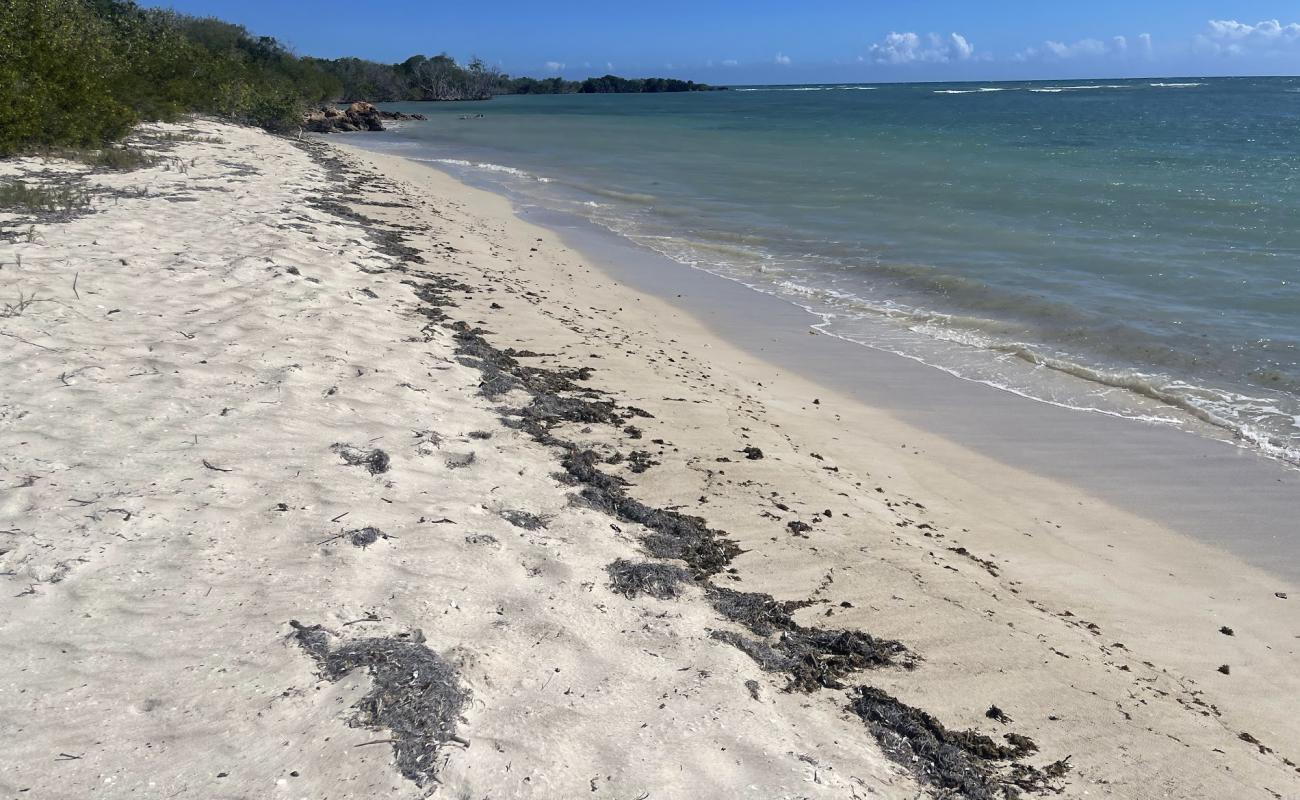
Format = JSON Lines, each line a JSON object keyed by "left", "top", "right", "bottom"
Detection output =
{"left": 1, "top": 119, "right": 1296, "bottom": 799}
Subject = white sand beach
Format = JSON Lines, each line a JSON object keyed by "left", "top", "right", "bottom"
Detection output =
{"left": 1, "top": 119, "right": 1297, "bottom": 799}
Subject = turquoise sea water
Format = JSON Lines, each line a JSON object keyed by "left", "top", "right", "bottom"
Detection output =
{"left": 366, "top": 78, "right": 1300, "bottom": 465}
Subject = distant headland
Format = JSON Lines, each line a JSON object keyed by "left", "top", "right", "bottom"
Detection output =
{"left": 0, "top": 0, "right": 722, "bottom": 157}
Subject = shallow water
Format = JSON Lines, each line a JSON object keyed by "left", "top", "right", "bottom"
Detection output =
{"left": 366, "top": 77, "right": 1300, "bottom": 465}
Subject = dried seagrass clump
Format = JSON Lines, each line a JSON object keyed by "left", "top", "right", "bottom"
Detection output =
{"left": 606, "top": 559, "right": 694, "bottom": 600}
{"left": 289, "top": 621, "right": 469, "bottom": 787}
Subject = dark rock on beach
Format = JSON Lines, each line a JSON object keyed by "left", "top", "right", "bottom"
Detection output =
{"left": 304, "top": 102, "right": 428, "bottom": 134}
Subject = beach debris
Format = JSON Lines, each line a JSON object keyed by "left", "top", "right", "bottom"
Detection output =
{"left": 745, "top": 679, "right": 762, "bottom": 700}
{"left": 606, "top": 559, "right": 694, "bottom": 600}
{"left": 850, "top": 686, "right": 1067, "bottom": 800}
{"left": 201, "top": 459, "right": 233, "bottom": 472}
{"left": 445, "top": 451, "right": 476, "bottom": 470}
{"left": 464, "top": 533, "right": 498, "bottom": 546}
{"left": 562, "top": 449, "right": 740, "bottom": 575}
{"left": 330, "top": 443, "right": 391, "bottom": 475}
{"left": 741, "top": 446, "right": 764, "bottom": 460}
{"left": 627, "top": 451, "right": 659, "bottom": 473}
{"left": 787, "top": 520, "right": 813, "bottom": 537}
{"left": 1218, "top": 664, "right": 1231, "bottom": 675}
{"left": 1238, "top": 732, "right": 1272, "bottom": 755}
{"left": 347, "top": 527, "right": 389, "bottom": 548}
{"left": 986, "top": 705, "right": 1012, "bottom": 724}
{"left": 949, "top": 546, "right": 1001, "bottom": 577}
{"left": 467, "top": 430, "right": 493, "bottom": 440}
{"left": 706, "top": 585, "right": 912, "bottom": 692}
{"left": 1218, "top": 626, "right": 1235, "bottom": 636}
{"left": 288, "top": 621, "right": 468, "bottom": 788}
{"left": 498, "top": 509, "right": 548, "bottom": 530}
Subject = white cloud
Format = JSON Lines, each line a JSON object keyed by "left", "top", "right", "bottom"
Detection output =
{"left": 774, "top": 52, "right": 792, "bottom": 66}
{"left": 1198, "top": 19, "right": 1300, "bottom": 55}
{"left": 544, "top": 61, "right": 565, "bottom": 72}
{"left": 869, "top": 32, "right": 975, "bottom": 65}
{"left": 1017, "top": 33, "right": 1150, "bottom": 62}
{"left": 722, "top": 59, "right": 739, "bottom": 67}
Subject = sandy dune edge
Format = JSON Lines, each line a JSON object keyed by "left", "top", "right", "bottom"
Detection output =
{"left": 0, "top": 119, "right": 1295, "bottom": 799}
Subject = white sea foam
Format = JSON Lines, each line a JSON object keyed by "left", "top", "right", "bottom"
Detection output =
{"left": 419, "top": 158, "right": 551, "bottom": 182}
{"left": 734, "top": 86, "right": 877, "bottom": 92}
{"left": 1030, "top": 84, "right": 1129, "bottom": 93}
{"left": 934, "top": 87, "right": 1009, "bottom": 94}
{"left": 1150, "top": 82, "right": 1204, "bottom": 88}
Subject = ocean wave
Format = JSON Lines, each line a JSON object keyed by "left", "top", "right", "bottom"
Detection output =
{"left": 596, "top": 211, "right": 1300, "bottom": 465}
{"left": 734, "top": 86, "right": 877, "bottom": 92}
{"left": 1150, "top": 82, "right": 1204, "bottom": 88}
{"left": 418, "top": 158, "right": 551, "bottom": 182}
{"left": 934, "top": 87, "right": 1010, "bottom": 95}
{"left": 575, "top": 186, "right": 657, "bottom": 204}
{"left": 998, "top": 346, "right": 1300, "bottom": 465}
{"left": 1030, "top": 85, "right": 1129, "bottom": 93}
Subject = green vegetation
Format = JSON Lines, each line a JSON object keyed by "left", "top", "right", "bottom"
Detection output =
{"left": 512, "top": 74, "right": 719, "bottom": 95}
{"left": 311, "top": 56, "right": 722, "bottom": 101}
{"left": 0, "top": 180, "right": 91, "bottom": 213}
{"left": 0, "top": 0, "right": 721, "bottom": 156}
{"left": 0, "top": 0, "right": 340, "bottom": 156}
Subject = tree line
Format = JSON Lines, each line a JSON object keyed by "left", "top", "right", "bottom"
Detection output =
{"left": 0, "top": 0, "right": 721, "bottom": 156}
{"left": 306, "top": 57, "right": 722, "bottom": 101}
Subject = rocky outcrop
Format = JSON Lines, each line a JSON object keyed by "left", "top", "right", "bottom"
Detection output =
{"left": 304, "top": 102, "right": 427, "bottom": 134}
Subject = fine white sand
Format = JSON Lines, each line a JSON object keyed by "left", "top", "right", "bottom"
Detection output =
{"left": 1, "top": 119, "right": 1296, "bottom": 799}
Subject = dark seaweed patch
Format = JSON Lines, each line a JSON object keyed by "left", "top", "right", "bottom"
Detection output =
{"left": 849, "top": 686, "right": 1067, "bottom": 799}
{"left": 347, "top": 526, "right": 388, "bottom": 547}
{"left": 606, "top": 559, "right": 694, "bottom": 600}
{"left": 707, "top": 586, "right": 911, "bottom": 692}
{"left": 628, "top": 450, "right": 659, "bottom": 474}
{"left": 288, "top": 621, "right": 468, "bottom": 787}
{"left": 331, "top": 443, "right": 391, "bottom": 475}
{"left": 562, "top": 449, "right": 741, "bottom": 576}
{"left": 499, "top": 509, "right": 548, "bottom": 530}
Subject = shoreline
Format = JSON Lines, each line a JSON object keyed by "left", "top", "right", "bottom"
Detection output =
{"left": 344, "top": 135, "right": 1300, "bottom": 582}
{"left": 523, "top": 203, "right": 1300, "bottom": 582}
{"left": 331, "top": 140, "right": 1300, "bottom": 794}
{"left": 367, "top": 85, "right": 1300, "bottom": 473}
{"left": 2, "top": 120, "right": 1297, "bottom": 799}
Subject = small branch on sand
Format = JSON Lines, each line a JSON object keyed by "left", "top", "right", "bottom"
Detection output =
{"left": 58, "top": 365, "right": 103, "bottom": 386}
{"left": 331, "top": 512, "right": 349, "bottom": 523}
{"left": 202, "top": 459, "right": 233, "bottom": 472}
{"left": 354, "top": 739, "right": 397, "bottom": 748}
{"left": 0, "top": 331, "right": 58, "bottom": 352}
{"left": 54, "top": 753, "right": 83, "bottom": 761}
{"left": 71, "top": 273, "right": 80, "bottom": 300}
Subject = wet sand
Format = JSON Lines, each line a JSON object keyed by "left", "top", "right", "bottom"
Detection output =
{"left": 523, "top": 207, "right": 1300, "bottom": 582}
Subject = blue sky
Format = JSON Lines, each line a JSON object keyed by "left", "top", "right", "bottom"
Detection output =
{"left": 141, "top": 1, "right": 1300, "bottom": 82}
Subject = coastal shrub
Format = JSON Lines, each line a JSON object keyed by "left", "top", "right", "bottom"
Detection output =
{"left": 0, "top": 0, "right": 137, "bottom": 154}
{"left": 0, "top": 0, "right": 339, "bottom": 155}
{"left": 82, "top": 146, "right": 158, "bottom": 171}
{"left": 0, "top": 181, "right": 91, "bottom": 213}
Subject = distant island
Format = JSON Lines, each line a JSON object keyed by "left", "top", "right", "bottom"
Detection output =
{"left": 313, "top": 55, "right": 724, "bottom": 102}
{"left": 0, "top": 0, "right": 722, "bottom": 157}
